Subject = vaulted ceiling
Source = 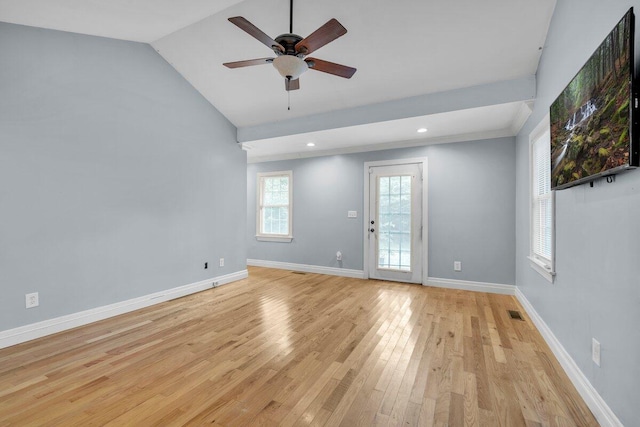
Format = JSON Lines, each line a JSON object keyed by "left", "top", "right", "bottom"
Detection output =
{"left": 0, "top": 0, "right": 557, "bottom": 161}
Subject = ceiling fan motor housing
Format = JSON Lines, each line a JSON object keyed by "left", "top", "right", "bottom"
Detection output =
{"left": 274, "top": 33, "right": 304, "bottom": 55}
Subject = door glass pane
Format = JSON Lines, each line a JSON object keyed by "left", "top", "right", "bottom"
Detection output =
{"left": 377, "top": 175, "right": 411, "bottom": 271}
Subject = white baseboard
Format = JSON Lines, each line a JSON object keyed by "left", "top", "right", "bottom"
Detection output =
{"left": 0, "top": 270, "right": 248, "bottom": 350}
{"left": 515, "top": 288, "right": 622, "bottom": 427}
{"left": 247, "top": 259, "right": 365, "bottom": 279}
{"left": 426, "top": 277, "right": 515, "bottom": 295}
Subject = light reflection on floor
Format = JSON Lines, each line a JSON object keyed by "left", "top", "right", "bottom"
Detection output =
{"left": 259, "top": 295, "right": 292, "bottom": 353}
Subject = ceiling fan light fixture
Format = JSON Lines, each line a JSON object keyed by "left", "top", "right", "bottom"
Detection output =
{"left": 273, "top": 55, "right": 308, "bottom": 80}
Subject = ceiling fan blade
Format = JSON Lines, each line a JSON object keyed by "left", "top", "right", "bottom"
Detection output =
{"left": 224, "top": 58, "right": 274, "bottom": 68}
{"left": 285, "top": 78, "right": 300, "bottom": 91}
{"left": 228, "top": 17, "right": 284, "bottom": 53}
{"left": 295, "top": 18, "right": 347, "bottom": 55}
{"left": 305, "top": 58, "right": 356, "bottom": 78}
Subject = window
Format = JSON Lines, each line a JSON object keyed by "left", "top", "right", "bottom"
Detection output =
{"left": 529, "top": 116, "right": 555, "bottom": 282}
{"left": 256, "top": 171, "right": 293, "bottom": 242}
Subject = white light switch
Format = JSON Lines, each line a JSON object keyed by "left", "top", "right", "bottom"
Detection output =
{"left": 347, "top": 211, "right": 357, "bottom": 218}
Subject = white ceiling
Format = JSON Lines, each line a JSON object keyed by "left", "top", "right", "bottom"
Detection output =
{"left": 0, "top": 0, "right": 245, "bottom": 42}
{"left": 0, "top": 0, "right": 557, "bottom": 161}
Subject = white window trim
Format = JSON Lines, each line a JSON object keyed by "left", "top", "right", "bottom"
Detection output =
{"left": 256, "top": 170, "right": 293, "bottom": 243}
{"left": 529, "top": 115, "right": 555, "bottom": 283}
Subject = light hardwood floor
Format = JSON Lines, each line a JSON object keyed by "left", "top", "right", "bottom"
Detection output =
{"left": 0, "top": 267, "right": 598, "bottom": 426}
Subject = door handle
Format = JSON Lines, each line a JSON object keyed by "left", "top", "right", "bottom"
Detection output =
{"left": 369, "top": 228, "right": 375, "bottom": 232}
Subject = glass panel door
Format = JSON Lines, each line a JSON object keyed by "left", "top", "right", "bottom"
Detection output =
{"left": 368, "top": 163, "right": 423, "bottom": 284}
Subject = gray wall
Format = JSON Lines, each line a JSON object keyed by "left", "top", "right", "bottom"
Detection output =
{"left": 248, "top": 137, "right": 516, "bottom": 285}
{"left": 0, "top": 23, "right": 247, "bottom": 331}
{"left": 515, "top": 1, "right": 640, "bottom": 424}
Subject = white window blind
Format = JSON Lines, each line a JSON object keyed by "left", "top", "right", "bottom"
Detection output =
{"left": 532, "top": 130, "right": 552, "bottom": 260}
{"left": 530, "top": 125, "right": 554, "bottom": 270}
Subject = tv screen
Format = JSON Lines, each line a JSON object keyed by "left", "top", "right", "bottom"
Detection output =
{"left": 550, "top": 8, "right": 638, "bottom": 190}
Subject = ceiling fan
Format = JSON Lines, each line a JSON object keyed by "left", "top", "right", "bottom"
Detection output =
{"left": 223, "top": 0, "right": 356, "bottom": 92}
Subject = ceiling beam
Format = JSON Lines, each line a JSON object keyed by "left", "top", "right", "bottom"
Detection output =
{"left": 237, "top": 75, "right": 536, "bottom": 143}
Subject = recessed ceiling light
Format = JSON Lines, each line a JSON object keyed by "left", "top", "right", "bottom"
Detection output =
{"left": 417, "top": 128, "right": 428, "bottom": 133}
{"left": 307, "top": 142, "right": 315, "bottom": 147}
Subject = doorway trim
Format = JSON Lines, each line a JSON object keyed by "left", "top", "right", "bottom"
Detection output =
{"left": 363, "top": 157, "right": 428, "bottom": 284}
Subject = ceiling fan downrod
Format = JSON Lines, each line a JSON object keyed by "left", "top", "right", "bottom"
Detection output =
{"left": 289, "top": 0, "right": 293, "bottom": 34}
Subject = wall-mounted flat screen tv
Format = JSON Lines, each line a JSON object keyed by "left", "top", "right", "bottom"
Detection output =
{"left": 550, "top": 8, "right": 639, "bottom": 190}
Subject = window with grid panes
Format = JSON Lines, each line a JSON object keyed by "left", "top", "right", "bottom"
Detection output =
{"left": 256, "top": 171, "right": 293, "bottom": 242}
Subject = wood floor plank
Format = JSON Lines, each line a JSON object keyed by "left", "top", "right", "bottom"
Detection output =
{"left": 463, "top": 371, "right": 480, "bottom": 426}
{"left": 0, "top": 267, "right": 599, "bottom": 426}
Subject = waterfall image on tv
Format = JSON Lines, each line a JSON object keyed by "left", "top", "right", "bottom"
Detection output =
{"left": 550, "top": 9, "right": 635, "bottom": 190}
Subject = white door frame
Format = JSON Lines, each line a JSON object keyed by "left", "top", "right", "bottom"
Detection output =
{"left": 363, "top": 157, "right": 428, "bottom": 285}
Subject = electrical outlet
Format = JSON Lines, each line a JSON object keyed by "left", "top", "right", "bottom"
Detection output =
{"left": 347, "top": 211, "right": 357, "bottom": 218}
{"left": 454, "top": 261, "right": 462, "bottom": 271}
{"left": 592, "top": 338, "right": 601, "bottom": 366}
{"left": 219, "top": 258, "right": 224, "bottom": 267}
{"left": 336, "top": 251, "right": 342, "bottom": 261}
{"left": 25, "top": 292, "right": 39, "bottom": 309}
